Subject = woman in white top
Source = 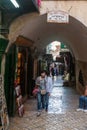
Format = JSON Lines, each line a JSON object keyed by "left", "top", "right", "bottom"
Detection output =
{"left": 45, "top": 71, "right": 53, "bottom": 112}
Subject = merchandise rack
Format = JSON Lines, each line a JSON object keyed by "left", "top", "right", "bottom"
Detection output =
{"left": 0, "top": 75, "right": 9, "bottom": 130}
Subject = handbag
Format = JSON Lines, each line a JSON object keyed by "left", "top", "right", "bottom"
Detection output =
{"left": 32, "top": 88, "right": 39, "bottom": 96}
{"left": 41, "top": 89, "right": 46, "bottom": 95}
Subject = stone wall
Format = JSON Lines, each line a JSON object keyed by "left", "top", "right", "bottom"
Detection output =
{"left": 76, "top": 60, "right": 87, "bottom": 95}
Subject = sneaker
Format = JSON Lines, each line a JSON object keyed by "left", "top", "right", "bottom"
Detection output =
{"left": 76, "top": 108, "right": 83, "bottom": 112}
{"left": 83, "top": 109, "right": 87, "bottom": 113}
{"left": 37, "top": 112, "right": 41, "bottom": 117}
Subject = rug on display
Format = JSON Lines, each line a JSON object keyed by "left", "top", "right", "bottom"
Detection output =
{"left": 0, "top": 75, "right": 9, "bottom": 130}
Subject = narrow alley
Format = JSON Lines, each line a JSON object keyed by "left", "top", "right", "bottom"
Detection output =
{"left": 9, "top": 77, "right": 87, "bottom": 130}
{"left": 1, "top": 1, "right": 87, "bottom": 130}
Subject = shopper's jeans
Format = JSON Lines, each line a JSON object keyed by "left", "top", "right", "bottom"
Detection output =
{"left": 37, "top": 92, "right": 45, "bottom": 111}
{"left": 79, "top": 96, "right": 87, "bottom": 109}
{"left": 45, "top": 92, "right": 49, "bottom": 110}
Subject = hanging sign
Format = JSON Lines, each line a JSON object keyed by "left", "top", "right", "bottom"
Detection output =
{"left": 47, "top": 11, "right": 69, "bottom": 23}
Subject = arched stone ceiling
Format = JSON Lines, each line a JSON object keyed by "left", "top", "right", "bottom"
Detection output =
{"left": 9, "top": 13, "right": 87, "bottom": 62}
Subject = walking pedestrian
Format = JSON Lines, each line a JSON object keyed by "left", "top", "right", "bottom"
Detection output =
{"left": 45, "top": 71, "right": 53, "bottom": 112}
{"left": 77, "top": 83, "right": 87, "bottom": 112}
{"left": 36, "top": 70, "right": 46, "bottom": 116}
{"left": 51, "top": 67, "right": 54, "bottom": 78}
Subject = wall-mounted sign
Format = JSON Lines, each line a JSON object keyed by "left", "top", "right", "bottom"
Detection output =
{"left": 47, "top": 11, "right": 69, "bottom": 23}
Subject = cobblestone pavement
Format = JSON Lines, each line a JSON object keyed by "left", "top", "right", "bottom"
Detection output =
{"left": 9, "top": 76, "right": 87, "bottom": 130}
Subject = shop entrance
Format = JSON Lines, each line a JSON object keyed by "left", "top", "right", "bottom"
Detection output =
{"left": 16, "top": 46, "right": 33, "bottom": 97}
{"left": 4, "top": 44, "right": 16, "bottom": 116}
{"left": 4, "top": 44, "right": 34, "bottom": 117}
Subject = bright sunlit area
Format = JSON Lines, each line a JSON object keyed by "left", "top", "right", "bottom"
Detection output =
{"left": 46, "top": 41, "right": 61, "bottom": 60}
{"left": 46, "top": 41, "right": 69, "bottom": 61}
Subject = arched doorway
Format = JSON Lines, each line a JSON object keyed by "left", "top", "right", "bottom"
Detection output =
{"left": 8, "top": 12, "right": 87, "bottom": 91}
{"left": 8, "top": 13, "right": 87, "bottom": 60}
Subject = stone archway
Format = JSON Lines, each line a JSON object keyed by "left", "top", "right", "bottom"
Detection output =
{"left": 4, "top": 12, "right": 87, "bottom": 93}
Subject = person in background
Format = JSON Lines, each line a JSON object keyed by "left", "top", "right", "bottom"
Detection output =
{"left": 45, "top": 71, "right": 53, "bottom": 112}
{"left": 63, "top": 70, "right": 70, "bottom": 86}
{"left": 64, "top": 71, "right": 70, "bottom": 81}
{"left": 62, "top": 71, "right": 67, "bottom": 80}
{"left": 54, "top": 64, "right": 58, "bottom": 76}
{"left": 36, "top": 70, "right": 46, "bottom": 116}
{"left": 77, "top": 83, "right": 87, "bottom": 112}
{"left": 51, "top": 67, "right": 54, "bottom": 78}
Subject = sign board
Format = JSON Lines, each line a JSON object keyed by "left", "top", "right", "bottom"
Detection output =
{"left": 47, "top": 11, "right": 69, "bottom": 23}
{"left": 61, "top": 43, "right": 67, "bottom": 49}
